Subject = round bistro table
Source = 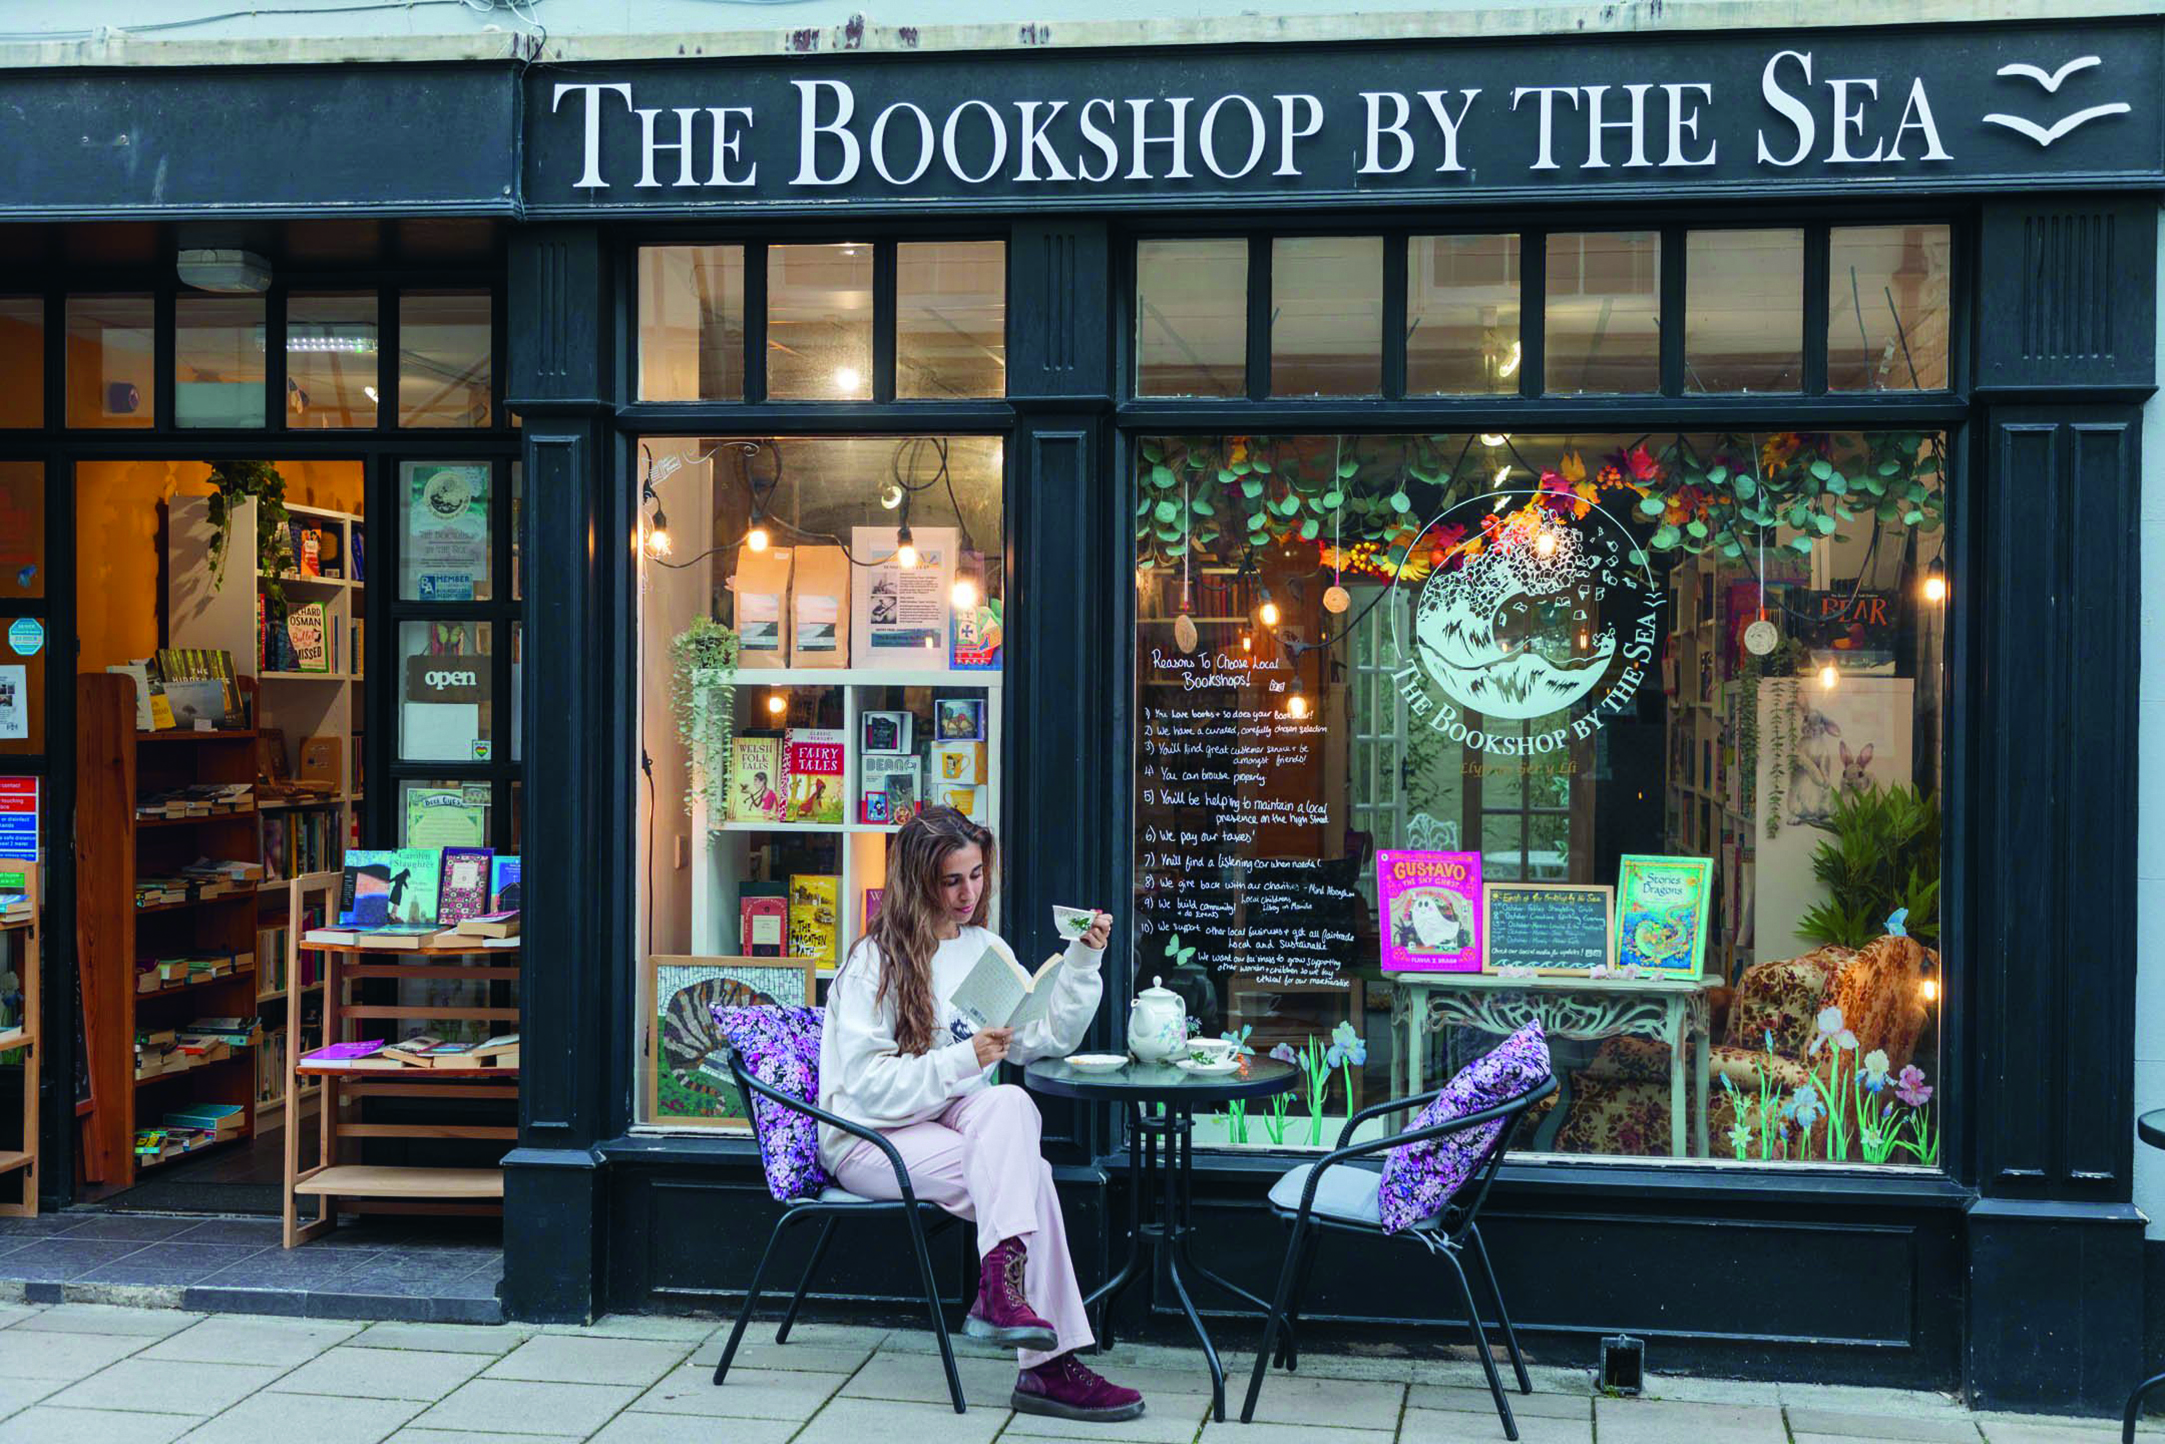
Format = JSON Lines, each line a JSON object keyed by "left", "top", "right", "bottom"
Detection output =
{"left": 1024, "top": 1054, "right": 1300, "bottom": 1422}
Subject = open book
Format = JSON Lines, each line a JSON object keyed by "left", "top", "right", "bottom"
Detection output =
{"left": 949, "top": 945, "right": 1066, "bottom": 1032}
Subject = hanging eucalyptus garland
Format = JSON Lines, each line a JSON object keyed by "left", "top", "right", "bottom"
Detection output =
{"left": 670, "top": 617, "right": 741, "bottom": 818}
{"left": 1763, "top": 676, "right": 1802, "bottom": 839}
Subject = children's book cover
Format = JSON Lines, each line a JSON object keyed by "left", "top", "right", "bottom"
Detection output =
{"left": 1615, "top": 854, "right": 1714, "bottom": 977}
{"left": 489, "top": 855, "right": 521, "bottom": 913}
{"left": 782, "top": 729, "right": 847, "bottom": 825}
{"left": 787, "top": 873, "right": 840, "bottom": 964}
{"left": 339, "top": 847, "right": 441, "bottom": 928}
{"left": 1376, "top": 850, "right": 1483, "bottom": 973}
{"left": 437, "top": 847, "right": 495, "bottom": 927}
{"left": 727, "top": 736, "right": 784, "bottom": 824}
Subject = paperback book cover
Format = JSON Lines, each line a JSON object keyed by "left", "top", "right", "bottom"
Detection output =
{"left": 727, "top": 736, "right": 784, "bottom": 824}
{"left": 489, "top": 855, "right": 521, "bottom": 912}
{"left": 782, "top": 728, "right": 848, "bottom": 825}
{"left": 436, "top": 847, "right": 495, "bottom": 927}
{"left": 740, "top": 882, "right": 788, "bottom": 957}
{"left": 788, "top": 873, "right": 840, "bottom": 964}
{"left": 338, "top": 847, "right": 441, "bottom": 928}
{"left": 285, "top": 602, "right": 330, "bottom": 674}
{"left": 1615, "top": 854, "right": 1715, "bottom": 977}
{"left": 1376, "top": 850, "right": 1483, "bottom": 973}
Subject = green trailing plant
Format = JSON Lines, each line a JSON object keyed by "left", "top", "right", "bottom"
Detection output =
{"left": 669, "top": 617, "right": 741, "bottom": 818}
{"left": 205, "top": 460, "right": 294, "bottom": 619}
{"left": 1795, "top": 784, "right": 1941, "bottom": 948}
{"left": 1762, "top": 676, "right": 1801, "bottom": 839}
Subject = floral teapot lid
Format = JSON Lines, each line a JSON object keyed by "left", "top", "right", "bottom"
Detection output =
{"left": 1132, "top": 975, "right": 1179, "bottom": 1003}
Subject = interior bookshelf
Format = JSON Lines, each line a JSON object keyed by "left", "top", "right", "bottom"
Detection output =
{"left": 76, "top": 674, "right": 262, "bottom": 1190}
{"left": 0, "top": 864, "right": 41, "bottom": 1216}
{"left": 167, "top": 494, "right": 360, "bottom": 1133}
{"left": 688, "top": 666, "right": 1002, "bottom": 975}
{"left": 1663, "top": 556, "right": 1754, "bottom": 983}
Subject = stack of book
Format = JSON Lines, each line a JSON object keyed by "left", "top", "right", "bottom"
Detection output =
{"left": 133, "top": 951, "right": 251, "bottom": 994}
{"left": 134, "top": 782, "right": 255, "bottom": 821}
{"left": 134, "top": 876, "right": 191, "bottom": 909}
{"left": 0, "top": 889, "right": 32, "bottom": 925}
{"left": 298, "top": 847, "right": 520, "bottom": 949}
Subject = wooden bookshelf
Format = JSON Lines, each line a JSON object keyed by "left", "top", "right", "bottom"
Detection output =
{"left": 0, "top": 866, "right": 42, "bottom": 1216}
{"left": 76, "top": 674, "right": 262, "bottom": 1191}
{"left": 281, "top": 872, "right": 519, "bottom": 1248}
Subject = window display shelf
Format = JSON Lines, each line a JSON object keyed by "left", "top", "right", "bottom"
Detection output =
{"left": 734, "top": 665, "right": 1003, "bottom": 690}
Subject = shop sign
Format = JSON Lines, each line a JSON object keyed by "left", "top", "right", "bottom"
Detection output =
{"left": 406, "top": 655, "right": 489, "bottom": 706}
{"left": 530, "top": 22, "right": 2163, "bottom": 212}
{"left": 1386, "top": 491, "right": 1661, "bottom": 756}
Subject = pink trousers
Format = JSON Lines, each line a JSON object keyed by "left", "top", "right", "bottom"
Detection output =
{"left": 832, "top": 1083, "right": 1093, "bottom": 1368}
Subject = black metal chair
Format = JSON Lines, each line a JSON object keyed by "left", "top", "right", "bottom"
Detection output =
{"left": 1241, "top": 1074, "right": 1559, "bottom": 1442}
{"left": 709, "top": 1052, "right": 969, "bottom": 1413}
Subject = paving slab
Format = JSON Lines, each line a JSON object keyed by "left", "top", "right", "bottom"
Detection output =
{"left": 482, "top": 1333, "right": 693, "bottom": 1387}
{"left": 75, "top": 1244, "right": 274, "bottom": 1288}
{"left": 586, "top": 1416, "right": 802, "bottom": 1444}
{"left": 838, "top": 1349, "right": 1020, "bottom": 1405}
{"left": 1975, "top": 1422, "right": 2124, "bottom": 1444}
{"left": 1407, "top": 1383, "right": 1591, "bottom": 1419}
{"left": 271, "top": 1344, "right": 493, "bottom": 1400}
{"left": 170, "top": 1390, "right": 427, "bottom": 1444}
{"left": 0, "top": 1302, "right": 40, "bottom": 1329}
{"left": 0, "top": 1374, "right": 64, "bottom": 1418}
{"left": 1237, "top": 1372, "right": 1407, "bottom": 1431}
{"left": 1399, "top": 1406, "right": 1595, "bottom": 1443}
{"left": 704, "top": 1338, "right": 881, "bottom": 1373}
{"left": 409, "top": 1378, "right": 644, "bottom": 1437}
{"left": 1004, "top": 1390, "right": 1214, "bottom": 1443}
{"left": 1195, "top": 1420, "right": 1394, "bottom": 1444}
{"left": 1779, "top": 1382, "right": 1975, "bottom": 1417}
{"left": 9, "top": 1303, "right": 202, "bottom": 1337}
{"left": 1785, "top": 1405, "right": 1982, "bottom": 1441}
{"left": 0, "top": 1238, "right": 157, "bottom": 1281}
{"left": 42, "top": 1358, "right": 286, "bottom": 1416}
{"left": 797, "top": 1395, "right": 1008, "bottom": 1444}
{"left": 630, "top": 1362, "right": 843, "bottom": 1420}
{"left": 352, "top": 1322, "right": 536, "bottom": 1355}
{"left": 1595, "top": 1397, "right": 1791, "bottom": 1444}
{"left": 0, "top": 1405, "right": 200, "bottom": 1444}
{"left": 141, "top": 1315, "right": 364, "bottom": 1366}
{"left": 48, "top": 1215, "right": 204, "bottom": 1243}
{"left": 0, "top": 1323, "right": 154, "bottom": 1377}
{"left": 385, "top": 1433, "right": 576, "bottom": 1444}
{"left": 537, "top": 1313, "right": 718, "bottom": 1341}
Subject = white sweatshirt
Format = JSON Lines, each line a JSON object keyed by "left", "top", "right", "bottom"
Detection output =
{"left": 817, "top": 925, "right": 1105, "bottom": 1172}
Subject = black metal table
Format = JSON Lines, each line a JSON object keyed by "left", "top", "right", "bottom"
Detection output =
{"left": 1024, "top": 1054, "right": 1301, "bottom": 1421}
{"left": 2126, "top": 1111, "right": 2165, "bottom": 1442}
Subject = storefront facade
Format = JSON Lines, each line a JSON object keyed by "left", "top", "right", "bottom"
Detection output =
{"left": 6, "top": 8, "right": 2160, "bottom": 1416}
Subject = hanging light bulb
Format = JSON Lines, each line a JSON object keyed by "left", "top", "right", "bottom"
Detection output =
{"left": 880, "top": 481, "right": 905, "bottom": 510}
{"left": 951, "top": 573, "right": 980, "bottom": 611}
{"left": 1921, "top": 556, "right": 1947, "bottom": 604}
{"left": 1820, "top": 662, "right": 1839, "bottom": 690}
{"left": 1285, "top": 677, "right": 1309, "bottom": 719}
{"left": 1921, "top": 977, "right": 1940, "bottom": 1005}
{"left": 1257, "top": 584, "right": 1281, "bottom": 628}
{"left": 644, "top": 504, "right": 673, "bottom": 560}
{"left": 1534, "top": 529, "right": 1558, "bottom": 559}
{"left": 1479, "top": 433, "right": 1508, "bottom": 448}
{"left": 896, "top": 520, "right": 920, "bottom": 570}
{"left": 745, "top": 520, "right": 770, "bottom": 552}
{"left": 1240, "top": 632, "right": 1253, "bottom": 653}
{"left": 1496, "top": 342, "right": 1523, "bottom": 379}
{"left": 766, "top": 690, "right": 787, "bottom": 717}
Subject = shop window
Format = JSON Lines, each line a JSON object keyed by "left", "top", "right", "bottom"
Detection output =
{"left": 1133, "top": 431, "right": 1948, "bottom": 1170}
{"left": 399, "top": 291, "right": 493, "bottom": 427}
{"left": 399, "top": 460, "right": 493, "bottom": 603}
{"left": 1271, "top": 237, "right": 1382, "bottom": 397}
{"left": 1135, "top": 239, "right": 1246, "bottom": 398}
{"left": 1685, "top": 230, "right": 1804, "bottom": 394}
{"left": 638, "top": 245, "right": 746, "bottom": 402}
{"left": 768, "top": 243, "right": 874, "bottom": 400}
{"left": 1829, "top": 225, "right": 1952, "bottom": 392}
{"left": 0, "top": 298, "right": 41, "bottom": 429}
{"left": 0, "top": 463, "right": 42, "bottom": 599}
{"left": 175, "top": 295, "right": 268, "bottom": 429}
{"left": 1543, "top": 233, "right": 1660, "bottom": 394}
{"left": 398, "top": 619, "right": 494, "bottom": 763}
{"left": 286, "top": 293, "right": 379, "bottom": 429}
{"left": 65, "top": 294, "right": 154, "bottom": 429}
{"left": 0, "top": 613, "right": 45, "bottom": 754}
{"left": 1406, "top": 236, "right": 1522, "bottom": 396}
{"left": 632, "top": 433, "right": 1006, "bottom": 1131}
{"left": 896, "top": 240, "right": 1007, "bottom": 399}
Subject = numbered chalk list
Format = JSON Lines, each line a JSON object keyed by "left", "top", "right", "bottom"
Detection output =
{"left": 1136, "top": 645, "right": 1351, "bottom": 988}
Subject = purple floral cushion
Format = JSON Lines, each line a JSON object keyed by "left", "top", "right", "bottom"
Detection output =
{"left": 714, "top": 1004, "right": 830, "bottom": 1202}
{"left": 1376, "top": 1021, "right": 1551, "bottom": 1234}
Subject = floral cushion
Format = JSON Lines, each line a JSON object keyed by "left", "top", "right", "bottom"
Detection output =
{"left": 1825, "top": 935, "right": 1934, "bottom": 1070}
{"left": 1376, "top": 1021, "right": 1550, "bottom": 1235}
{"left": 714, "top": 1004, "right": 829, "bottom": 1203}
{"left": 1723, "top": 947, "right": 1851, "bottom": 1054}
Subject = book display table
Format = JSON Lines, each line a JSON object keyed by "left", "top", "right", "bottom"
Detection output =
{"left": 280, "top": 871, "right": 520, "bottom": 1248}
{"left": 1389, "top": 973, "right": 1715, "bottom": 1159}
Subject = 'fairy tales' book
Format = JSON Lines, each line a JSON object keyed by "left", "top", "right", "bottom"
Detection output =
{"left": 783, "top": 728, "right": 848, "bottom": 825}
{"left": 788, "top": 873, "right": 840, "bottom": 964}
{"left": 727, "top": 736, "right": 784, "bottom": 824}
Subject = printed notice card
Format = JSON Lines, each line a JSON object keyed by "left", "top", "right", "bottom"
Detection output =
{"left": 1376, "top": 850, "right": 1482, "bottom": 973}
{"left": 1615, "top": 855, "right": 1714, "bottom": 977}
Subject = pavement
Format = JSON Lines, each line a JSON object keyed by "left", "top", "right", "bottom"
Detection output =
{"left": 0, "top": 1297, "right": 2150, "bottom": 1444}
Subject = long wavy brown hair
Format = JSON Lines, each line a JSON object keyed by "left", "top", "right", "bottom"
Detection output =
{"left": 854, "top": 806, "right": 997, "bottom": 1055}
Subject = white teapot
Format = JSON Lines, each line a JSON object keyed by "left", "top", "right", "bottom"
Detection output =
{"left": 1127, "top": 976, "right": 1189, "bottom": 1063}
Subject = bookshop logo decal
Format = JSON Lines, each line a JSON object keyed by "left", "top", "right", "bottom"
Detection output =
{"left": 1387, "top": 490, "right": 1660, "bottom": 756}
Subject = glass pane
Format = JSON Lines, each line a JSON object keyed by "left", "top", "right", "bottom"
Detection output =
{"left": 638, "top": 245, "right": 745, "bottom": 402}
{"left": 175, "top": 295, "right": 267, "bottom": 428}
{"left": 399, "top": 291, "right": 492, "bottom": 427}
{"left": 1685, "top": 230, "right": 1803, "bottom": 394}
{"left": 0, "top": 463, "right": 43, "bottom": 598}
{"left": 287, "top": 293, "right": 379, "bottom": 428}
{"left": 1271, "top": 237, "right": 1382, "bottom": 397}
{"left": 400, "top": 462, "right": 492, "bottom": 603}
{"left": 1407, "top": 236, "right": 1522, "bottom": 395}
{"left": 767, "top": 243, "right": 873, "bottom": 400}
{"left": 399, "top": 619, "right": 493, "bottom": 762}
{"left": 399, "top": 779, "right": 493, "bottom": 849}
{"left": 1133, "top": 431, "right": 1949, "bottom": 1173}
{"left": 1136, "top": 239, "right": 1245, "bottom": 398}
{"left": 897, "top": 241, "right": 1006, "bottom": 399}
{"left": 0, "top": 619, "right": 44, "bottom": 755}
{"left": 0, "top": 298, "right": 42, "bottom": 429}
{"left": 66, "top": 295, "right": 154, "bottom": 428}
{"left": 1544, "top": 233, "right": 1660, "bottom": 394}
{"left": 1829, "top": 225, "right": 1952, "bottom": 392}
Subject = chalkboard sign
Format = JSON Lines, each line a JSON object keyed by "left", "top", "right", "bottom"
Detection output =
{"left": 1482, "top": 883, "right": 1615, "bottom": 976}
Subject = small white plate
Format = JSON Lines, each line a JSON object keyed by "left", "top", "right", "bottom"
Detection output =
{"left": 1064, "top": 1053, "right": 1129, "bottom": 1072}
{"left": 1174, "top": 1057, "right": 1241, "bottom": 1076}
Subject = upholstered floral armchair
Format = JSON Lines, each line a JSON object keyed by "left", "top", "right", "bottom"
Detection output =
{"left": 1549, "top": 934, "right": 1937, "bottom": 1159}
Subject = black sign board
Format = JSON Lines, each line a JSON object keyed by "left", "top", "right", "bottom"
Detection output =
{"left": 526, "top": 21, "right": 2165, "bottom": 216}
{"left": 1482, "top": 883, "right": 1616, "bottom": 975}
{"left": 405, "top": 654, "right": 490, "bottom": 707}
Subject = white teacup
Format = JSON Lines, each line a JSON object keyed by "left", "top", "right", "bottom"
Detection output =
{"left": 1186, "top": 1038, "right": 1236, "bottom": 1066}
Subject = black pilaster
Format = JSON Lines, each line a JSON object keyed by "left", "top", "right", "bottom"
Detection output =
{"left": 501, "top": 224, "right": 623, "bottom": 1323}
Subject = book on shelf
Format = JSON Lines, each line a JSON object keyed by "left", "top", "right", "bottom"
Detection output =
{"left": 338, "top": 847, "right": 439, "bottom": 927}
{"left": 281, "top": 601, "right": 330, "bottom": 674}
{"left": 379, "top": 1034, "right": 446, "bottom": 1066}
{"left": 726, "top": 736, "right": 785, "bottom": 824}
{"left": 437, "top": 846, "right": 494, "bottom": 927}
{"left": 164, "top": 1104, "right": 245, "bottom": 1138}
{"left": 489, "top": 855, "right": 520, "bottom": 912}
{"left": 109, "top": 661, "right": 175, "bottom": 732}
{"left": 301, "top": 927, "right": 359, "bottom": 947}
{"left": 782, "top": 729, "right": 848, "bottom": 824}
{"left": 153, "top": 647, "right": 245, "bottom": 728}
{"left": 303, "top": 1040, "right": 385, "bottom": 1064}
{"left": 740, "top": 881, "right": 788, "bottom": 957}
{"left": 341, "top": 923, "right": 441, "bottom": 950}
{"left": 468, "top": 1033, "right": 520, "bottom": 1067}
{"left": 788, "top": 873, "right": 840, "bottom": 965}
{"left": 455, "top": 910, "right": 519, "bottom": 939}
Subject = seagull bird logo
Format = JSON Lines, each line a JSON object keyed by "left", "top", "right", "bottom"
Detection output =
{"left": 1984, "top": 55, "right": 2132, "bottom": 146}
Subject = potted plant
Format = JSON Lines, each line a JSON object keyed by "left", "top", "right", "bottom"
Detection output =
{"left": 1796, "top": 783, "right": 1941, "bottom": 948}
{"left": 205, "top": 460, "right": 295, "bottom": 618}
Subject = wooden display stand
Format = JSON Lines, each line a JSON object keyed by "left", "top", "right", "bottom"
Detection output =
{"left": 0, "top": 864, "right": 42, "bottom": 1215}
{"left": 76, "top": 673, "right": 262, "bottom": 1190}
{"left": 281, "top": 870, "right": 519, "bottom": 1248}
